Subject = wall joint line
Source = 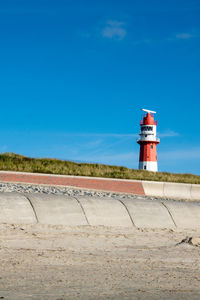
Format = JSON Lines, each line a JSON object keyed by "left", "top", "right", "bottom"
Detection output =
{"left": 24, "top": 194, "right": 39, "bottom": 223}
{"left": 161, "top": 202, "right": 177, "bottom": 228}
{"left": 73, "top": 196, "right": 90, "bottom": 225}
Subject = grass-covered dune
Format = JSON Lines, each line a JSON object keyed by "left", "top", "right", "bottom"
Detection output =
{"left": 0, "top": 152, "right": 199, "bottom": 184}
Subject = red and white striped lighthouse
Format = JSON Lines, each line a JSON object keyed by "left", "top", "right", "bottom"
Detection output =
{"left": 137, "top": 109, "right": 160, "bottom": 172}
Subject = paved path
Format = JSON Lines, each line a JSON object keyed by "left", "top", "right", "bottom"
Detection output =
{"left": 0, "top": 171, "right": 144, "bottom": 194}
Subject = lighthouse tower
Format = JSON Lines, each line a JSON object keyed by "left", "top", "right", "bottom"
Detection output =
{"left": 137, "top": 109, "right": 160, "bottom": 172}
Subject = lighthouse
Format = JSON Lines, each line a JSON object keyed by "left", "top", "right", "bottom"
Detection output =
{"left": 137, "top": 109, "right": 160, "bottom": 172}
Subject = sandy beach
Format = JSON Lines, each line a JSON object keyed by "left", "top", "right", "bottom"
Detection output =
{"left": 0, "top": 224, "right": 200, "bottom": 300}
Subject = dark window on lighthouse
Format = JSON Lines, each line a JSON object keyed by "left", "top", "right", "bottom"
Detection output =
{"left": 141, "top": 126, "right": 153, "bottom": 131}
{"left": 151, "top": 145, "right": 153, "bottom": 149}
{"left": 144, "top": 166, "right": 146, "bottom": 170}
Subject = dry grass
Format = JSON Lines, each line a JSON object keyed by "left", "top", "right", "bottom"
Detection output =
{"left": 0, "top": 152, "right": 199, "bottom": 184}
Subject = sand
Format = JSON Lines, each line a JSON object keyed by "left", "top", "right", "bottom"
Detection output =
{"left": 0, "top": 224, "right": 200, "bottom": 300}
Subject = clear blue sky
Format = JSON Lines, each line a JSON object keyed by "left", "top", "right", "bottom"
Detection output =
{"left": 0, "top": 0, "right": 200, "bottom": 174}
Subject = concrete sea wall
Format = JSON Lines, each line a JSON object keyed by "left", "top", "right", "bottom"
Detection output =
{"left": 0, "top": 192, "right": 200, "bottom": 229}
{"left": 0, "top": 171, "right": 200, "bottom": 228}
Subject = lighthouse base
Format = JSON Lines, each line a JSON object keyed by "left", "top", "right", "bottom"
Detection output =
{"left": 139, "top": 161, "right": 158, "bottom": 172}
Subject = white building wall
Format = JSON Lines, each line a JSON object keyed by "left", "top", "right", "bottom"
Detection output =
{"left": 139, "top": 161, "right": 158, "bottom": 172}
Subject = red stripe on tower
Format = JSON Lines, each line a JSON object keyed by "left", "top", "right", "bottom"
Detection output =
{"left": 137, "top": 109, "right": 160, "bottom": 172}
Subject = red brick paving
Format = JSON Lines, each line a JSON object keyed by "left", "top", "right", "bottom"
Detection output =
{"left": 0, "top": 172, "right": 145, "bottom": 195}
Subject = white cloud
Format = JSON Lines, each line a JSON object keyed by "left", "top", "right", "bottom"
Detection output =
{"left": 158, "top": 130, "right": 179, "bottom": 138}
{"left": 62, "top": 133, "right": 137, "bottom": 138}
{"left": 133, "top": 32, "right": 199, "bottom": 45}
{"left": 166, "top": 32, "right": 199, "bottom": 42}
{"left": 61, "top": 131, "right": 178, "bottom": 139}
{"left": 176, "top": 33, "right": 194, "bottom": 39}
{"left": 84, "top": 139, "right": 103, "bottom": 149}
{"left": 101, "top": 20, "right": 127, "bottom": 40}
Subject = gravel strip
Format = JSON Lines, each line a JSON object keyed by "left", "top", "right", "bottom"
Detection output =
{"left": 0, "top": 181, "right": 148, "bottom": 200}
{"left": 0, "top": 181, "right": 196, "bottom": 203}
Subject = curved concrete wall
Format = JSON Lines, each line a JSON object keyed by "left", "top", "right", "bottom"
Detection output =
{"left": 119, "top": 198, "right": 175, "bottom": 229}
{"left": 28, "top": 194, "right": 88, "bottom": 226}
{"left": 0, "top": 193, "right": 37, "bottom": 224}
{"left": 163, "top": 201, "right": 200, "bottom": 229}
{"left": 77, "top": 196, "right": 133, "bottom": 227}
{"left": 0, "top": 192, "right": 200, "bottom": 229}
